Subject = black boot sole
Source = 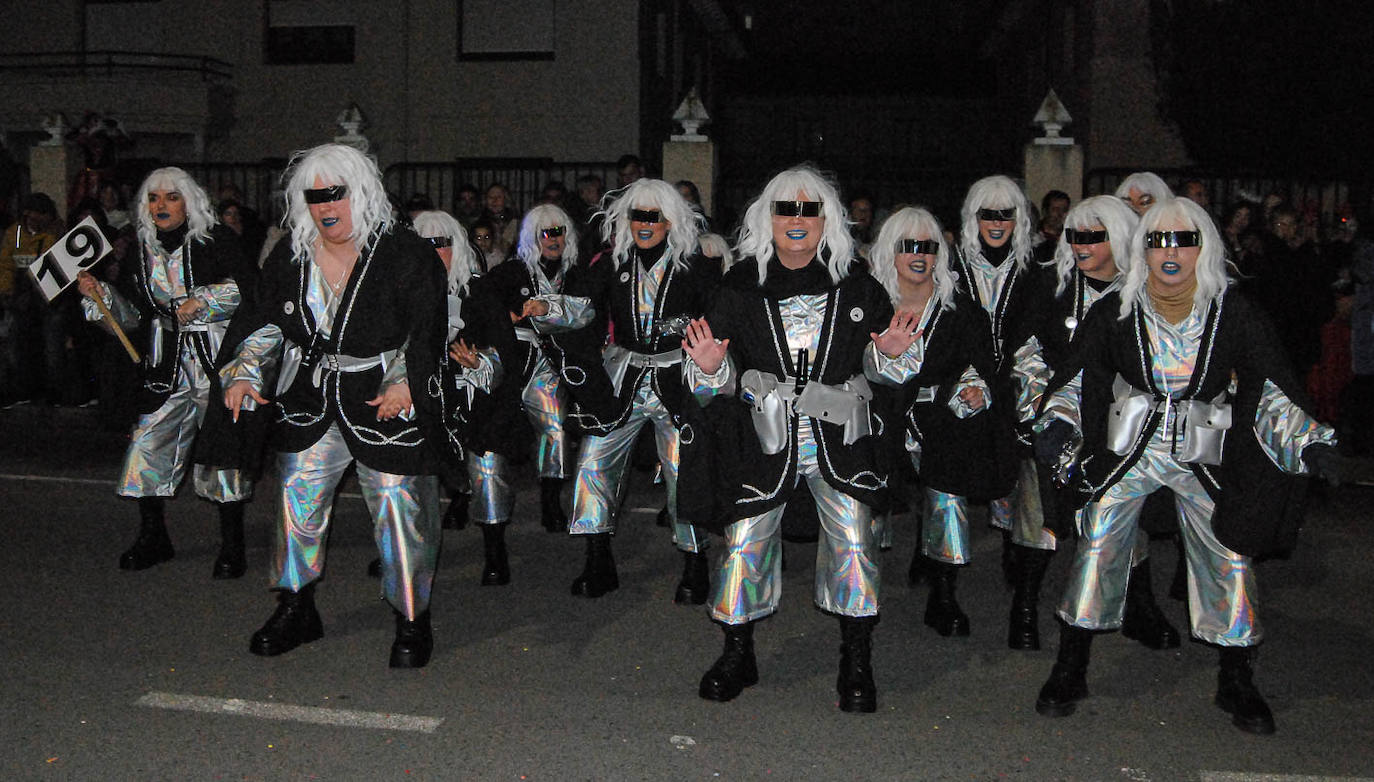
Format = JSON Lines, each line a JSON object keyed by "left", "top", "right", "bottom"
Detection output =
{"left": 249, "top": 616, "right": 324, "bottom": 657}
{"left": 119, "top": 545, "right": 174, "bottom": 571}
{"left": 924, "top": 611, "right": 970, "bottom": 637}
{"left": 838, "top": 691, "right": 877, "bottom": 713}
{"left": 1035, "top": 697, "right": 1081, "bottom": 718}
{"left": 389, "top": 640, "right": 434, "bottom": 669}
{"left": 699, "top": 668, "right": 758, "bottom": 702}
{"left": 481, "top": 568, "right": 511, "bottom": 586}
{"left": 570, "top": 574, "right": 619, "bottom": 598}
{"left": 212, "top": 552, "right": 247, "bottom": 580}
{"left": 673, "top": 584, "right": 708, "bottom": 605}
{"left": 1215, "top": 692, "right": 1276, "bottom": 735}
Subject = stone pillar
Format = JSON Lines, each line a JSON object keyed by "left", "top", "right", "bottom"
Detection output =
{"left": 1024, "top": 142, "right": 1084, "bottom": 208}
{"left": 661, "top": 140, "right": 717, "bottom": 219}
{"left": 29, "top": 143, "right": 79, "bottom": 223}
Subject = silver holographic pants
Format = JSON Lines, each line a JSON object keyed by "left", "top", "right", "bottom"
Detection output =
{"left": 1057, "top": 436, "right": 1261, "bottom": 646}
{"left": 468, "top": 451, "right": 515, "bottom": 525}
{"left": 521, "top": 356, "right": 570, "bottom": 479}
{"left": 710, "top": 431, "right": 879, "bottom": 623}
{"left": 274, "top": 423, "right": 440, "bottom": 620}
{"left": 117, "top": 343, "right": 249, "bottom": 503}
{"left": 568, "top": 378, "right": 706, "bottom": 552}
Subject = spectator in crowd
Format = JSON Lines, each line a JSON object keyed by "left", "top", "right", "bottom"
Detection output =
{"left": 1180, "top": 178, "right": 1210, "bottom": 213}
{"left": 454, "top": 184, "right": 482, "bottom": 228}
{"left": 1, "top": 192, "right": 60, "bottom": 407}
{"left": 99, "top": 181, "right": 132, "bottom": 231}
{"left": 1344, "top": 213, "right": 1374, "bottom": 453}
{"left": 1247, "top": 204, "right": 1332, "bottom": 376}
{"left": 470, "top": 218, "right": 504, "bottom": 272}
{"left": 849, "top": 193, "right": 877, "bottom": 252}
{"left": 1221, "top": 201, "right": 1261, "bottom": 272}
{"left": 480, "top": 183, "right": 520, "bottom": 259}
{"left": 1037, "top": 189, "right": 1071, "bottom": 247}
{"left": 616, "top": 154, "right": 645, "bottom": 189}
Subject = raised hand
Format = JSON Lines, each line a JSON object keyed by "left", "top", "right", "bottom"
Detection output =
{"left": 870, "top": 311, "right": 921, "bottom": 358}
{"left": 682, "top": 317, "right": 728, "bottom": 375}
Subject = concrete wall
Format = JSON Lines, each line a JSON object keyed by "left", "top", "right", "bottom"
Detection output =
{"left": 0, "top": 0, "right": 639, "bottom": 170}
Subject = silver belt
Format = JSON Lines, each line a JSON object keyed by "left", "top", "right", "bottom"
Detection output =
{"left": 738, "top": 369, "right": 874, "bottom": 454}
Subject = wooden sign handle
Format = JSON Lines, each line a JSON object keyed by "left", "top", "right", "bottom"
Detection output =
{"left": 92, "top": 294, "right": 141, "bottom": 364}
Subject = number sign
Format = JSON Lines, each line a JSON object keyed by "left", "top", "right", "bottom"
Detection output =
{"left": 26, "top": 217, "right": 112, "bottom": 302}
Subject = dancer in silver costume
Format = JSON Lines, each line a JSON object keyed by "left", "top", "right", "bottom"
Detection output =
{"left": 946, "top": 176, "right": 1032, "bottom": 602}
{"left": 557, "top": 178, "right": 720, "bottom": 601}
{"left": 865, "top": 207, "right": 1001, "bottom": 638}
{"left": 412, "top": 210, "right": 520, "bottom": 586}
{"left": 482, "top": 205, "right": 594, "bottom": 532}
{"left": 76, "top": 167, "right": 254, "bottom": 578}
{"left": 1004, "top": 195, "right": 1178, "bottom": 652}
{"left": 1032, "top": 197, "right": 1342, "bottom": 734}
{"left": 683, "top": 166, "right": 898, "bottom": 713}
{"left": 221, "top": 143, "right": 447, "bottom": 668}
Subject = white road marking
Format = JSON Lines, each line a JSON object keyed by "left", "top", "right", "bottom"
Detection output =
{"left": 136, "top": 691, "right": 443, "bottom": 733}
{"left": 1201, "top": 774, "right": 1374, "bottom": 781}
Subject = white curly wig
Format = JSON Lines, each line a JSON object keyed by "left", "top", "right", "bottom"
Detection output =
{"left": 868, "top": 206, "right": 957, "bottom": 314}
{"left": 958, "top": 174, "right": 1035, "bottom": 270}
{"left": 1050, "top": 195, "right": 1140, "bottom": 295}
{"left": 598, "top": 178, "right": 703, "bottom": 272}
{"left": 516, "top": 204, "right": 579, "bottom": 276}
{"left": 1117, "top": 196, "right": 1231, "bottom": 320}
{"left": 412, "top": 210, "right": 478, "bottom": 296}
{"left": 282, "top": 143, "right": 394, "bottom": 262}
{"left": 735, "top": 165, "right": 855, "bottom": 285}
{"left": 135, "top": 167, "right": 216, "bottom": 248}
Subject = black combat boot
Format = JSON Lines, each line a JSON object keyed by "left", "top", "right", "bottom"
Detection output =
{"left": 540, "top": 477, "right": 567, "bottom": 533}
{"left": 442, "top": 490, "right": 470, "bottom": 530}
{"left": 480, "top": 522, "right": 511, "bottom": 586}
{"left": 699, "top": 621, "right": 758, "bottom": 702}
{"left": 119, "top": 497, "right": 174, "bottom": 570}
{"left": 1035, "top": 623, "right": 1093, "bottom": 717}
{"left": 1215, "top": 646, "right": 1276, "bottom": 734}
{"left": 924, "top": 560, "right": 970, "bottom": 637}
{"left": 389, "top": 609, "right": 434, "bottom": 669}
{"left": 837, "top": 616, "right": 878, "bottom": 713}
{"left": 249, "top": 583, "right": 324, "bottom": 656}
{"left": 1122, "top": 559, "right": 1182, "bottom": 649}
{"left": 1008, "top": 546, "right": 1052, "bottom": 650}
{"left": 673, "top": 550, "right": 710, "bottom": 605}
{"left": 569, "top": 532, "right": 618, "bottom": 597}
{"left": 212, "top": 500, "right": 247, "bottom": 579}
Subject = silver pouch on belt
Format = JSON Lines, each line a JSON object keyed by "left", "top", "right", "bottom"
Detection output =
{"left": 794, "top": 374, "right": 873, "bottom": 445}
{"left": 1106, "top": 374, "right": 1155, "bottom": 455}
{"left": 276, "top": 342, "right": 303, "bottom": 397}
{"left": 739, "top": 369, "right": 789, "bottom": 455}
{"left": 601, "top": 343, "right": 632, "bottom": 397}
{"left": 1177, "top": 392, "right": 1231, "bottom": 465}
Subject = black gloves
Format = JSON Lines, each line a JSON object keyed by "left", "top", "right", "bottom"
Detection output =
{"left": 1034, "top": 419, "right": 1076, "bottom": 467}
{"left": 1303, "top": 443, "right": 1346, "bottom": 486}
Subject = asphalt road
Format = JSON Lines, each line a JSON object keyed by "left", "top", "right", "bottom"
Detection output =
{"left": 2, "top": 404, "right": 1372, "bottom": 781}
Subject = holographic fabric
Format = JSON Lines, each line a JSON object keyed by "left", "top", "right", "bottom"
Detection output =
{"left": 987, "top": 491, "right": 1015, "bottom": 531}
{"left": 568, "top": 375, "right": 705, "bottom": 551}
{"left": 1010, "top": 458, "right": 1057, "bottom": 551}
{"left": 964, "top": 251, "right": 1016, "bottom": 317}
{"left": 710, "top": 429, "right": 879, "bottom": 623}
{"left": 274, "top": 423, "right": 440, "bottom": 620}
{"left": 521, "top": 356, "right": 570, "bottom": 478}
{"left": 1058, "top": 429, "right": 1261, "bottom": 646}
{"left": 468, "top": 451, "right": 515, "bottom": 525}
{"left": 1255, "top": 378, "right": 1337, "bottom": 472}
{"left": 117, "top": 340, "right": 249, "bottom": 502}
{"left": 922, "top": 487, "right": 972, "bottom": 564}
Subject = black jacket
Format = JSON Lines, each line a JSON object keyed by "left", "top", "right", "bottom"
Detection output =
{"left": 1046, "top": 288, "right": 1317, "bottom": 557}
{"left": 698, "top": 258, "right": 894, "bottom": 531}
{"left": 218, "top": 228, "right": 447, "bottom": 476}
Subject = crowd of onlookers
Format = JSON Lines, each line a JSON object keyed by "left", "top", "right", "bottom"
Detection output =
{"left": 2, "top": 162, "right": 1371, "bottom": 455}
